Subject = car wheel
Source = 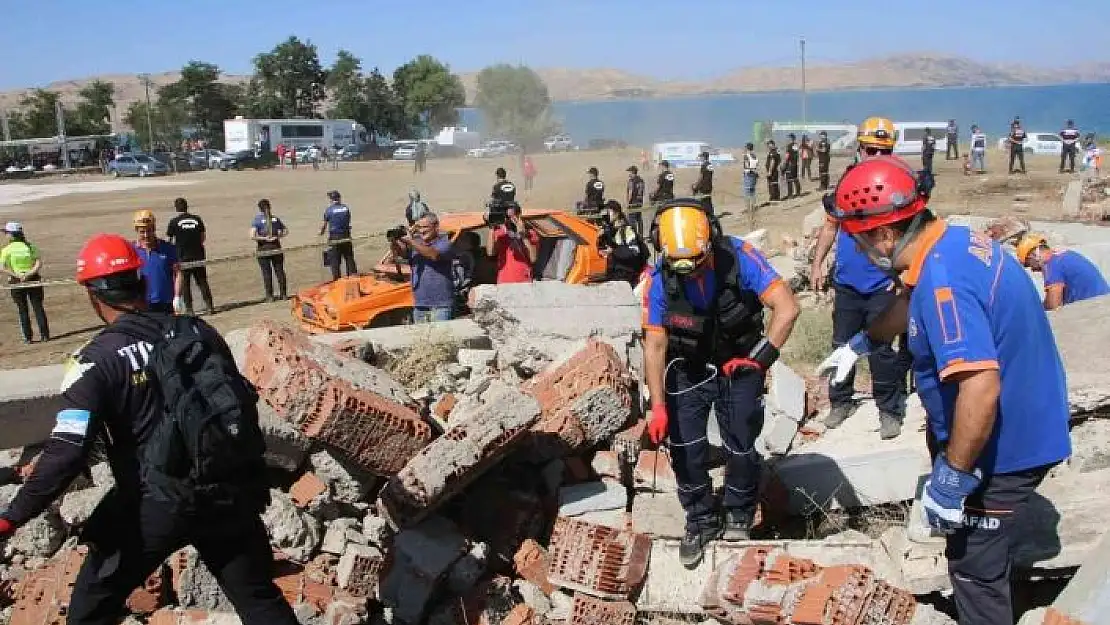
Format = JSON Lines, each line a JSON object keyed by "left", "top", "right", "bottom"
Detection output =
{"left": 138, "top": 169, "right": 148, "bottom": 178}
{"left": 367, "top": 307, "right": 414, "bottom": 328}
{"left": 110, "top": 169, "right": 120, "bottom": 178}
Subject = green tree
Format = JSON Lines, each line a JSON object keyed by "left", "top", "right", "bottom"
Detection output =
{"left": 124, "top": 99, "right": 188, "bottom": 149}
{"left": 17, "top": 89, "right": 63, "bottom": 138}
{"left": 247, "top": 36, "right": 328, "bottom": 119}
{"left": 326, "top": 50, "right": 369, "bottom": 123}
{"left": 392, "top": 55, "right": 466, "bottom": 135}
{"left": 2, "top": 109, "right": 29, "bottom": 140}
{"left": 71, "top": 80, "right": 115, "bottom": 135}
{"left": 474, "top": 64, "right": 558, "bottom": 151}
{"left": 158, "top": 61, "right": 240, "bottom": 147}
{"left": 364, "top": 68, "right": 406, "bottom": 138}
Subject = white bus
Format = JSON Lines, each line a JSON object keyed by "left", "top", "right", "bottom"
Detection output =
{"left": 223, "top": 117, "right": 370, "bottom": 154}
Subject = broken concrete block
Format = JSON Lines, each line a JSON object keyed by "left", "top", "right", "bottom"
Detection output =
{"left": 314, "top": 318, "right": 491, "bottom": 354}
{"left": 774, "top": 444, "right": 930, "bottom": 513}
{"left": 321, "top": 518, "right": 364, "bottom": 555}
{"left": 549, "top": 590, "right": 574, "bottom": 621}
{"left": 630, "top": 491, "right": 687, "bottom": 539}
{"left": 768, "top": 361, "right": 806, "bottom": 421}
{"left": 310, "top": 449, "right": 378, "bottom": 506}
{"left": 513, "top": 580, "right": 552, "bottom": 618}
{"left": 559, "top": 480, "right": 627, "bottom": 517}
{"left": 379, "top": 383, "right": 541, "bottom": 529}
{"left": 170, "top": 547, "right": 235, "bottom": 612}
{"left": 380, "top": 516, "right": 469, "bottom": 624}
{"left": 243, "top": 320, "right": 432, "bottom": 476}
{"left": 1045, "top": 530, "right": 1110, "bottom": 625}
{"left": 146, "top": 609, "right": 244, "bottom": 625}
{"left": 257, "top": 401, "right": 311, "bottom": 473}
{"left": 59, "top": 484, "right": 109, "bottom": 528}
{"left": 470, "top": 281, "right": 642, "bottom": 342}
{"left": 362, "top": 511, "right": 392, "bottom": 547}
{"left": 590, "top": 450, "right": 621, "bottom": 482}
{"left": 336, "top": 543, "right": 385, "bottom": 599}
{"left": 547, "top": 516, "right": 651, "bottom": 600}
{"left": 878, "top": 527, "right": 950, "bottom": 596}
{"left": 1063, "top": 179, "right": 1083, "bottom": 218}
{"left": 1050, "top": 296, "right": 1110, "bottom": 414}
{"left": 457, "top": 348, "right": 497, "bottom": 372}
{"left": 261, "top": 489, "right": 321, "bottom": 562}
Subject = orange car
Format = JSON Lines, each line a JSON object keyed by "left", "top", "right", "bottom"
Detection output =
{"left": 292, "top": 210, "right": 610, "bottom": 333}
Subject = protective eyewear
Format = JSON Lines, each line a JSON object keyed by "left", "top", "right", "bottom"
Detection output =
{"left": 666, "top": 254, "right": 706, "bottom": 275}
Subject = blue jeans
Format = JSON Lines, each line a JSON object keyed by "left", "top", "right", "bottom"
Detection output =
{"left": 413, "top": 306, "right": 452, "bottom": 323}
{"left": 971, "top": 150, "right": 985, "bottom": 172}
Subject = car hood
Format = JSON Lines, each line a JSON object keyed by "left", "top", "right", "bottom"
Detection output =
{"left": 294, "top": 269, "right": 412, "bottom": 332}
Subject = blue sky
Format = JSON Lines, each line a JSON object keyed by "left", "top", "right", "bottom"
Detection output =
{"left": 1, "top": 0, "right": 1106, "bottom": 89}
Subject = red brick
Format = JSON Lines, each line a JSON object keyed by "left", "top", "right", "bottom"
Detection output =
{"left": 513, "top": 539, "right": 554, "bottom": 595}
{"left": 10, "top": 544, "right": 87, "bottom": 625}
{"left": 289, "top": 472, "right": 328, "bottom": 508}
{"left": 434, "top": 393, "right": 458, "bottom": 420}
{"left": 1043, "top": 608, "right": 1090, "bottom": 625}
{"left": 125, "top": 566, "right": 168, "bottom": 614}
{"left": 501, "top": 604, "right": 536, "bottom": 625}
{"left": 148, "top": 609, "right": 220, "bottom": 625}
{"left": 632, "top": 450, "right": 677, "bottom": 491}
{"left": 569, "top": 593, "right": 636, "bottom": 625}
{"left": 547, "top": 517, "right": 651, "bottom": 600}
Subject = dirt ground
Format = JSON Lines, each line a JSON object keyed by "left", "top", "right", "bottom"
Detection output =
{"left": 0, "top": 149, "right": 1076, "bottom": 370}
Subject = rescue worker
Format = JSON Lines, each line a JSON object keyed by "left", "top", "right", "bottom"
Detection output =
{"left": 1060, "top": 120, "right": 1081, "bottom": 174}
{"left": 741, "top": 144, "right": 759, "bottom": 213}
{"left": 250, "top": 199, "right": 288, "bottom": 302}
{"left": 810, "top": 116, "right": 909, "bottom": 439}
{"left": 597, "top": 200, "right": 648, "bottom": 286}
{"left": 921, "top": 128, "right": 936, "bottom": 175}
{"left": 1, "top": 222, "right": 49, "bottom": 343}
{"left": 643, "top": 200, "right": 800, "bottom": 568}
{"left": 1016, "top": 233, "right": 1110, "bottom": 309}
{"left": 650, "top": 160, "right": 675, "bottom": 204}
{"left": 0, "top": 233, "right": 301, "bottom": 625}
{"left": 626, "top": 165, "right": 646, "bottom": 237}
{"left": 319, "top": 190, "right": 358, "bottom": 280}
{"left": 165, "top": 197, "right": 214, "bottom": 316}
{"left": 765, "top": 141, "right": 782, "bottom": 201}
{"left": 969, "top": 125, "right": 988, "bottom": 174}
{"left": 816, "top": 131, "right": 832, "bottom": 190}
{"left": 691, "top": 151, "right": 715, "bottom": 216}
{"left": 782, "top": 134, "right": 801, "bottom": 199}
{"left": 1008, "top": 120, "right": 1028, "bottom": 174}
{"left": 582, "top": 167, "right": 605, "bottom": 217}
{"left": 945, "top": 119, "right": 959, "bottom": 160}
{"left": 818, "top": 156, "right": 1071, "bottom": 625}
{"left": 131, "top": 210, "right": 182, "bottom": 314}
{"left": 492, "top": 167, "right": 517, "bottom": 204}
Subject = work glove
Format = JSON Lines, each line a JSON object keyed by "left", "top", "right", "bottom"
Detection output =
{"left": 722, "top": 338, "right": 779, "bottom": 376}
{"left": 647, "top": 401, "right": 669, "bottom": 445}
{"left": 172, "top": 296, "right": 186, "bottom": 315}
{"left": 722, "top": 357, "right": 763, "bottom": 377}
{"left": 921, "top": 455, "right": 982, "bottom": 534}
{"left": 0, "top": 517, "right": 15, "bottom": 539}
{"left": 816, "top": 332, "right": 872, "bottom": 384}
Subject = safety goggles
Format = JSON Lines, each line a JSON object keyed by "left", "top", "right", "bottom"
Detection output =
{"left": 666, "top": 253, "right": 707, "bottom": 275}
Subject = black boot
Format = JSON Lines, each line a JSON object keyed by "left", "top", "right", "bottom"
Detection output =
{"left": 679, "top": 518, "right": 723, "bottom": 569}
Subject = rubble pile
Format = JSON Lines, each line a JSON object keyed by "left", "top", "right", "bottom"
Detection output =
{"left": 782, "top": 207, "right": 834, "bottom": 297}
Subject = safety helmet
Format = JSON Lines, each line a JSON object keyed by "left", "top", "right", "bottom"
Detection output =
{"left": 1016, "top": 233, "right": 1048, "bottom": 265}
{"left": 656, "top": 204, "right": 712, "bottom": 272}
{"left": 826, "top": 156, "right": 929, "bottom": 235}
{"left": 132, "top": 209, "right": 155, "bottom": 229}
{"left": 76, "top": 233, "right": 143, "bottom": 287}
{"left": 857, "top": 116, "right": 896, "bottom": 150}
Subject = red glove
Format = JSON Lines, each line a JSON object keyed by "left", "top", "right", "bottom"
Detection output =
{"left": 722, "top": 358, "right": 763, "bottom": 377}
{"left": 647, "top": 402, "right": 669, "bottom": 445}
{"left": 0, "top": 518, "right": 15, "bottom": 538}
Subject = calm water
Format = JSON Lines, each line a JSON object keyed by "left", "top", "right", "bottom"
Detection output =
{"left": 460, "top": 83, "right": 1110, "bottom": 147}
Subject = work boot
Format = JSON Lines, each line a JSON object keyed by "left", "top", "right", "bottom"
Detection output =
{"left": 879, "top": 413, "right": 903, "bottom": 440}
{"left": 824, "top": 403, "right": 855, "bottom": 429}
{"left": 723, "top": 509, "right": 752, "bottom": 542}
{"left": 679, "top": 520, "right": 723, "bottom": 569}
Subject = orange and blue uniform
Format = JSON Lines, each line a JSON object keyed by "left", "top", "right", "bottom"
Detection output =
{"left": 1043, "top": 249, "right": 1110, "bottom": 306}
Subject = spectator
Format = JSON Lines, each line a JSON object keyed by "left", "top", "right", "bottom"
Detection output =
{"left": 276, "top": 144, "right": 286, "bottom": 169}
{"left": 487, "top": 203, "right": 539, "bottom": 284}
{"left": 625, "top": 165, "right": 646, "bottom": 237}
{"left": 405, "top": 189, "right": 430, "bottom": 226}
{"left": 290, "top": 146, "right": 298, "bottom": 170}
{"left": 945, "top": 119, "right": 959, "bottom": 160}
{"left": 969, "top": 125, "right": 988, "bottom": 173}
{"left": 319, "top": 190, "right": 358, "bottom": 280}
{"left": 390, "top": 212, "right": 454, "bottom": 323}
{"left": 250, "top": 199, "right": 288, "bottom": 302}
{"left": 597, "top": 200, "right": 648, "bottom": 286}
{"left": 414, "top": 143, "right": 427, "bottom": 174}
{"left": 451, "top": 231, "right": 481, "bottom": 317}
{"left": 165, "top": 197, "right": 214, "bottom": 316}
{"left": 1, "top": 222, "right": 49, "bottom": 343}
{"left": 523, "top": 156, "right": 537, "bottom": 191}
{"left": 799, "top": 135, "right": 813, "bottom": 181}
{"left": 921, "top": 127, "right": 936, "bottom": 174}
{"left": 1008, "top": 120, "right": 1028, "bottom": 174}
{"left": 131, "top": 210, "right": 182, "bottom": 314}
{"left": 309, "top": 145, "right": 321, "bottom": 170}
{"left": 742, "top": 143, "right": 759, "bottom": 213}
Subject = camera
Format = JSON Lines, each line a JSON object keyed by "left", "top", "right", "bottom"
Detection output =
{"left": 485, "top": 200, "right": 517, "bottom": 227}
{"left": 386, "top": 226, "right": 407, "bottom": 242}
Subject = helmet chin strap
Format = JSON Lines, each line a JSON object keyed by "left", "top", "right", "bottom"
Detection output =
{"left": 851, "top": 212, "right": 927, "bottom": 284}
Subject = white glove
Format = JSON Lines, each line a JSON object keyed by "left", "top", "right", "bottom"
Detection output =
{"left": 816, "top": 332, "right": 872, "bottom": 384}
{"left": 172, "top": 296, "right": 186, "bottom": 314}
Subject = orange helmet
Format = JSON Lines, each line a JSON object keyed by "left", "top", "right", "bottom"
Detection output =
{"left": 1015, "top": 233, "right": 1048, "bottom": 265}
{"left": 827, "top": 156, "right": 928, "bottom": 235}
{"left": 858, "top": 117, "right": 896, "bottom": 150}
{"left": 133, "top": 209, "right": 156, "bottom": 229}
{"left": 655, "top": 203, "right": 712, "bottom": 272}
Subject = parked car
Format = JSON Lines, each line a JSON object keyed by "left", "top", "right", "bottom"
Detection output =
{"left": 339, "top": 144, "right": 369, "bottom": 160}
{"left": 107, "top": 154, "right": 170, "bottom": 177}
{"left": 997, "top": 132, "right": 1064, "bottom": 155}
{"left": 227, "top": 150, "right": 278, "bottom": 170}
{"left": 544, "top": 135, "right": 573, "bottom": 152}
{"left": 466, "top": 140, "right": 517, "bottom": 158}
{"left": 392, "top": 143, "right": 419, "bottom": 160}
{"left": 291, "top": 210, "right": 609, "bottom": 333}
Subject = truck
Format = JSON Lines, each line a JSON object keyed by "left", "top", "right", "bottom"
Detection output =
{"left": 223, "top": 117, "right": 370, "bottom": 155}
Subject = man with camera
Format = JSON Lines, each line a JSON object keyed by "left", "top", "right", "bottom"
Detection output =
{"left": 486, "top": 202, "right": 539, "bottom": 284}
{"left": 388, "top": 212, "right": 454, "bottom": 323}
{"left": 597, "top": 200, "right": 648, "bottom": 286}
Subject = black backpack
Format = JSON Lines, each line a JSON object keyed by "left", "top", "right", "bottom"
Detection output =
{"left": 125, "top": 316, "right": 269, "bottom": 512}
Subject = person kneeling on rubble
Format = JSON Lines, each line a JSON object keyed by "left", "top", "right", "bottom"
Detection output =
{"left": 0, "top": 234, "right": 299, "bottom": 625}
{"left": 642, "top": 199, "right": 799, "bottom": 569}
{"left": 1016, "top": 233, "right": 1110, "bottom": 310}
{"left": 817, "top": 156, "right": 1071, "bottom": 625}
{"left": 597, "top": 200, "right": 648, "bottom": 286}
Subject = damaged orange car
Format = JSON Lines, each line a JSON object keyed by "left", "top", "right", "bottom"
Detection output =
{"left": 292, "top": 210, "right": 610, "bottom": 333}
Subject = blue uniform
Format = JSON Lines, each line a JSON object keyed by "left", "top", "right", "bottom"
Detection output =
{"left": 322, "top": 203, "right": 352, "bottom": 237}
{"left": 134, "top": 239, "right": 177, "bottom": 305}
{"left": 1043, "top": 249, "right": 1110, "bottom": 305}
{"left": 905, "top": 222, "right": 1071, "bottom": 475}
{"left": 834, "top": 228, "right": 891, "bottom": 294}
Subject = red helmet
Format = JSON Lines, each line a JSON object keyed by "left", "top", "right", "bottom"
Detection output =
{"left": 827, "top": 156, "right": 929, "bottom": 235}
{"left": 76, "top": 234, "right": 143, "bottom": 285}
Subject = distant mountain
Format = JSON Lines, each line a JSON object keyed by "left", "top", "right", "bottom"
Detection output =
{"left": 0, "top": 54, "right": 1106, "bottom": 124}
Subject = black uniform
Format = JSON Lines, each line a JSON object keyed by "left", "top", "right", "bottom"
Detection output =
{"left": 815, "top": 137, "right": 832, "bottom": 190}
{"left": 626, "top": 174, "right": 646, "bottom": 236}
{"left": 1060, "top": 127, "right": 1081, "bottom": 173}
{"left": 692, "top": 161, "right": 715, "bottom": 216}
{"left": 492, "top": 179, "right": 517, "bottom": 204}
{"left": 166, "top": 212, "right": 214, "bottom": 314}
{"left": 1009, "top": 126, "right": 1027, "bottom": 174}
{"left": 584, "top": 178, "right": 605, "bottom": 210}
{"left": 598, "top": 222, "right": 648, "bottom": 286}
{"left": 1, "top": 313, "right": 298, "bottom": 625}
{"left": 946, "top": 122, "right": 959, "bottom": 159}
{"left": 765, "top": 148, "right": 782, "bottom": 201}
{"left": 651, "top": 170, "right": 675, "bottom": 203}
{"left": 921, "top": 134, "right": 937, "bottom": 174}
{"left": 783, "top": 141, "right": 800, "bottom": 198}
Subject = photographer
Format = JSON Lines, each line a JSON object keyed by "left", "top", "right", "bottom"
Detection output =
{"left": 597, "top": 200, "right": 648, "bottom": 286}
{"left": 389, "top": 212, "right": 454, "bottom": 323}
{"left": 486, "top": 202, "right": 539, "bottom": 284}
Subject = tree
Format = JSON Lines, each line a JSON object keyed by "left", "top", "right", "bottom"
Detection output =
{"left": 158, "top": 61, "right": 240, "bottom": 147}
{"left": 392, "top": 55, "right": 466, "bottom": 136}
{"left": 247, "top": 36, "right": 328, "bottom": 119}
{"left": 71, "top": 80, "right": 115, "bottom": 135}
{"left": 326, "top": 50, "right": 369, "bottom": 124}
{"left": 364, "top": 68, "right": 406, "bottom": 138}
{"left": 124, "top": 99, "right": 188, "bottom": 150}
{"left": 474, "top": 64, "right": 558, "bottom": 151}
{"left": 17, "top": 89, "right": 62, "bottom": 138}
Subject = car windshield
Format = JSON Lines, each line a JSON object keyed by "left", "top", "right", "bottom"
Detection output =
{"left": 134, "top": 155, "right": 155, "bottom": 163}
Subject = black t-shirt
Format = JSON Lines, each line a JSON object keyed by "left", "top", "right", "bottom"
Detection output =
{"left": 1010, "top": 128, "right": 1027, "bottom": 145}
{"left": 585, "top": 179, "right": 605, "bottom": 207}
{"left": 816, "top": 139, "right": 831, "bottom": 157}
{"left": 1, "top": 313, "right": 234, "bottom": 525}
{"left": 492, "top": 180, "right": 517, "bottom": 203}
{"left": 923, "top": 135, "right": 937, "bottom": 156}
{"left": 627, "top": 175, "right": 645, "bottom": 206}
{"left": 655, "top": 171, "right": 675, "bottom": 198}
{"left": 693, "top": 162, "right": 714, "bottom": 194}
{"left": 166, "top": 212, "right": 206, "bottom": 261}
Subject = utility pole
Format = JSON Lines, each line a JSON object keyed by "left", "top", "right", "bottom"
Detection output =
{"left": 56, "top": 99, "right": 71, "bottom": 169}
{"left": 0, "top": 109, "right": 10, "bottom": 142}
{"left": 800, "top": 37, "right": 808, "bottom": 128}
{"left": 140, "top": 73, "right": 154, "bottom": 151}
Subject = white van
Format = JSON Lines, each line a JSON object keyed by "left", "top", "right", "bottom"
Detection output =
{"left": 652, "top": 141, "right": 736, "bottom": 168}
{"left": 894, "top": 122, "right": 950, "bottom": 156}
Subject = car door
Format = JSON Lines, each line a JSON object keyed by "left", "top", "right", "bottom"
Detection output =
{"left": 116, "top": 156, "right": 136, "bottom": 174}
{"left": 1037, "top": 134, "right": 1062, "bottom": 154}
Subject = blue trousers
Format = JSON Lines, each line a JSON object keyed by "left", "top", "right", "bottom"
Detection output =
{"left": 665, "top": 365, "right": 764, "bottom": 532}
{"left": 830, "top": 283, "right": 910, "bottom": 417}
{"left": 413, "top": 306, "right": 452, "bottom": 323}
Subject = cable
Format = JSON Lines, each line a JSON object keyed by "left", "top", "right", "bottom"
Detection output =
{"left": 664, "top": 357, "right": 718, "bottom": 396}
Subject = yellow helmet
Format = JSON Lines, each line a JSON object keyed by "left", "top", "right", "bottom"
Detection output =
{"left": 133, "top": 209, "right": 156, "bottom": 229}
{"left": 656, "top": 204, "right": 711, "bottom": 272}
{"left": 858, "top": 117, "right": 896, "bottom": 150}
{"left": 1015, "top": 233, "right": 1048, "bottom": 265}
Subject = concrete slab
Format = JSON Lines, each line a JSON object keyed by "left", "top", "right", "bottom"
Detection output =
{"left": 558, "top": 481, "right": 627, "bottom": 517}
{"left": 0, "top": 365, "right": 64, "bottom": 450}
{"left": 313, "top": 318, "right": 491, "bottom": 352}
{"left": 1049, "top": 296, "right": 1110, "bottom": 414}
{"left": 1049, "top": 530, "right": 1110, "bottom": 624}
{"left": 469, "top": 281, "right": 642, "bottom": 341}
{"left": 768, "top": 362, "right": 806, "bottom": 422}
{"left": 630, "top": 492, "right": 686, "bottom": 539}
{"left": 1063, "top": 180, "right": 1083, "bottom": 218}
